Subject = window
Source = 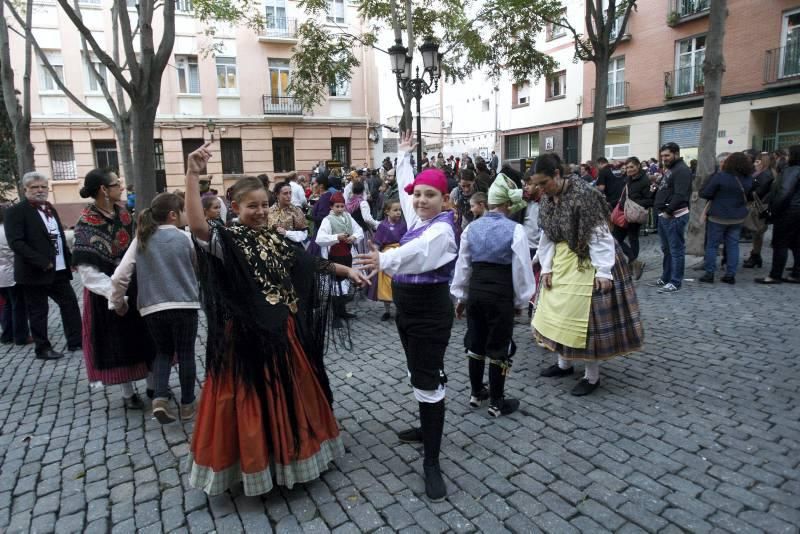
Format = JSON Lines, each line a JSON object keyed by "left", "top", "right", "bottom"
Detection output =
{"left": 546, "top": 9, "right": 567, "bottom": 40}
{"left": 84, "top": 54, "right": 108, "bottom": 93}
{"left": 127, "top": 0, "right": 137, "bottom": 8}
{"left": 608, "top": 57, "right": 625, "bottom": 107}
{"left": 154, "top": 139, "right": 166, "bottom": 193}
{"left": 481, "top": 99, "right": 490, "bottom": 112}
{"left": 546, "top": 71, "right": 567, "bottom": 100}
{"left": 512, "top": 82, "right": 530, "bottom": 107}
{"left": 781, "top": 8, "right": 800, "bottom": 78}
{"left": 93, "top": 140, "right": 119, "bottom": 172}
{"left": 39, "top": 51, "right": 64, "bottom": 92}
{"left": 268, "top": 58, "right": 291, "bottom": 98}
{"left": 676, "top": 0, "right": 709, "bottom": 17}
{"left": 216, "top": 57, "right": 237, "bottom": 94}
{"left": 328, "top": 74, "right": 350, "bottom": 97}
{"left": 331, "top": 138, "right": 350, "bottom": 168}
{"left": 48, "top": 141, "right": 77, "bottom": 181}
{"left": 265, "top": 0, "right": 287, "bottom": 28}
{"left": 505, "top": 133, "right": 539, "bottom": 160}
{"left": 176, "top": 55, "right": 200, "bottom": 94}
{"left": 221, "top": 138, "right": 243, "bottom": 174}
{"left": 272, "top": 138, "right": 295, "bottom": 173}
{"left": 176, "top": 0, "right": 193, "bottom": 13}
{"left": 675, "top": 35, "right": 705, "bottom": 95}
{"left": 327, "top": 0, "right": 344, "bottom": 24}
{"left": 182, "top": 139, "right": 206, "bottom": 173}
{"left": 604, "top": 126, "right": 630, "bottom": 159}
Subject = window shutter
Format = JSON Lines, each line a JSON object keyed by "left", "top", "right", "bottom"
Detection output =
{"left": 659, "top": 119, "right": 702, "bottom": 149}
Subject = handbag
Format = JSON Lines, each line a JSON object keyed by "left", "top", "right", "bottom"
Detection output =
{"left": 733, "top": 176, "right": 766, "bottom": 232}
{"left": 611, "top": 201, "right": 627, "bottom": 228}
{"left": 623, "top": 185, "right": 649, "bottom": 224}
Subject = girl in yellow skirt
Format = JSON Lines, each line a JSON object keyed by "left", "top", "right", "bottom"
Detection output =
{"left": 530, "top": 153, "right": 644, "bottom": 396}
{"left": 366, "top": 200, "right": 407, "bottom": 321}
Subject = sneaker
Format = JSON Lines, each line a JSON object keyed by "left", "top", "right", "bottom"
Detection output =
{"left": 488, "top": 398, "right": 520, "bottom": 418}
{"left": 469, "top": 385, "right": 489, "bottom": 408}
{"left": 396, "top": 427, "right": 423, "bottom": 443}
{"left": 540, "top": 364, "right": 575, "bottom": 378}
{"left": 571, "top": 379, "right": 600, "bottom": 396}
{"left": 647, "top": 278, "right": 666, "bottom": 287}
{"left": 657, "top": 283, "right": 680, "bottom": 293}
{"left": 151, "top": 398, "right": 177, "bottom": 424}
{"left": 124, "top": 393, "right": 144, "bottom": 410}
{"left": 699, "top": 273, "right": 714, "bottom": 283}
{"left": 180, "top": 402, "right": 196, "bottom": 421}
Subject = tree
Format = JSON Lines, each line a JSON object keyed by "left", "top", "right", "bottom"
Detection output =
{"left": 0, "top": 0, "right": 34, "bottom": 180}
{"left": 0, "top": 61, "right": 18, "bottom": 200}
{"left": 545, "top": 0, "right": 636, "bottom": 160}
{"left": 686, "top": 0, "right": 726, "bottom": 255}
{"left": 290, "top": 0, "right": 563, "bottom": 133}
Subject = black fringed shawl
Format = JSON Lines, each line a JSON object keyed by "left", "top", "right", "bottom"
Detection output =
{"left": 195, "top": 224, "right": 337, "bottom": 454}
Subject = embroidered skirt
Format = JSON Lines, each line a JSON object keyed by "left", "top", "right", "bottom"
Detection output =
{"left": 188, "top": 316, "right": 344, "bottom": 496}
{"left": 533, "top": 244, "right": 644, "bottom": 361}
{"left": 367, "top": 243, "right": 400, "bottom": 302}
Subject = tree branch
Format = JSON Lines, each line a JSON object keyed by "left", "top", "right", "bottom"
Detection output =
{"left": 115, "top": 0, "right": 140, "bottom": 87}
{"left": 153, "top": 0, "right": 175, "bottom": 74}
{"left": 610, "top": 1, "right": 636, "bottom": 51}
{"left": 73, "top": 0, "right": 121, "bottom": 120}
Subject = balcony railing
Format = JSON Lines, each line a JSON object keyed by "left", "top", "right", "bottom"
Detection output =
{"left": 176, "top": 0, "right": 193, "bottom": 13}
{"left": 667, "top": 0, "right": 709, "bottom": 25}
{"left": 664, "top": 66, "right": 704, "bottom": 99}
{"left": 262, "top": 95, "right": 303, "bottom": 115}
{"left": 764, "top": 44, "right": 800, "bottom": 84}
{"left": 263, "top": 17, "right": 298, "bottom": 40}
{"left": 591, "top": 81, "right": 629, "bottom": 111}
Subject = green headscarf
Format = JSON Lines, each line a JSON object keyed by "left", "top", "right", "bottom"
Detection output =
{"left": 488, "top": 173, "right": 526, "bottom": 213}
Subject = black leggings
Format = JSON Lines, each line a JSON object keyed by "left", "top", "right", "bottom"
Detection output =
{"left": 612, "top": 223, "right": 641, "bottom": 262}
{"left": 144, "top": 309, "right": 199, "bottom": 404}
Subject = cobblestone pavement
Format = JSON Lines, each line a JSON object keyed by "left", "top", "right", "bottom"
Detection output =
{"left": 0, "top": 235, "right": 798, "bottom": 534}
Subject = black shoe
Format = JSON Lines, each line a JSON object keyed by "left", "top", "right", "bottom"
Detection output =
{"left": 124, "top": 393, "right": 145, "bottom": 410}
{"left": 332, "top": 317, "right": 345, "bottom": 329}
{"left": 396, "top": 427, "right": 423, "bottom": 443}
{"left": 67, "top": 344, "right": 82, "bottom": 352}
{"left": 755, "top": 277, "right": 782, "bottom": 285}
{"left": 380, "top": 312, "right": 391, "bottom": 321}
{"left": 488, "top": 398, "right": 520, "bottom": 418}
{"left": 571, "top": 379, "right": 600, "bottom": 396}
{"left": 743, "top": 254, "right": 762, "bottom": 268}
{"left": 0, "top": 337, "right": 12, "bottom": 344}
{"left": 423, "top": 462, "right": 447, "bottom": 502}
{"left": 469, "top": 385, "right": 489, "bottom": 408}
{"left": 16, "top": 336, "right": 33, "bottom": 346}
{"left": 699, "top": 273, "right": 714, "bottom": 283}
{"left": 35, "top": 348, "right": 64, "bottom": 361}
{"left": 341, "top": 310, "right": 357, "bottom": 319}
{"left": 540, "top": 364, "right": 575, "bottom": 378}
{"left": 720, "top": 275, "right": 735, "bottom": 284}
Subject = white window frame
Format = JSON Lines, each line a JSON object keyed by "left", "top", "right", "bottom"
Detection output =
{"left": 265, "top": 0, "right": 287, "bottom": 29}
{"left": 546, "top": 71, "right": 566, "bottom": 99}
{"left": 38, "top": 51, "right": 64, "bottom": 93}
{"left": 176, "top": 55, "right": 200, "bottom": 95}
{"left": 328, "top": 74, "right": 351, "bottom": 98}
{"left": 515, "top": 82, "right": 530, "bottom": 106}
{"left": 176, "top": 0, "right": 193, "bottom": 13}
{"left": 327, "top": 0, "right": 345, "bottom": 24}
{"left": 780, "top": 7, "right": 800, "bottom": 79}
{"left": 84, "top": 54, "right": 108, "bottom": 94}
{"left": 608, "top": 56, "right": 625, "bottom": 107}
{"left": 215, "top": 56, "right": 238, "bottom": 95}
{"left": 267, "top": 58, "right": 292, "bottom": 98}
{"left": 548, "top": 9, "right": 567, "bottom": 40}
{"left": 675, "top": 34, "right": 705, "bottom": 95}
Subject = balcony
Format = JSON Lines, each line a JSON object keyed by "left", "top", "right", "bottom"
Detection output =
{"left": 764, "top": 44, "right": 800, "bottom": 85}
{"left": 667, "top": 0, "right": 709, "bottom": 26}
{"left": 664, "top": 66, "right": 704, "bottom": 101}
{"left": 259, "top": 18, "right": 298, "bottom": 43}
{"left": 591, "top": 81, "right": 630, "bottom": 112}
{"left": 262, "top": 95, "right": 303, "bottom": 115}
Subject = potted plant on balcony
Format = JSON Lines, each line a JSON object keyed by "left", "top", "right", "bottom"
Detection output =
{"left": 667, "top": 11, "right": 680, "bottom": 26}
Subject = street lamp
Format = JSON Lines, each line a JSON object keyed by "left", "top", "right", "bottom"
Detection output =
{"left": 390, "top": 36, "right": 442, "bottom": 173}
{"left": 206, "top": 118, "right": 216, "bottom": 142}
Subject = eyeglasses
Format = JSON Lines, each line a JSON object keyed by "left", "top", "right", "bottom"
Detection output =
{"left": 107, "top": 182, "right": 121, "bottom": 188}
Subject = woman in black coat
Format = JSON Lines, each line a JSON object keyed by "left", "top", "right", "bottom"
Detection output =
{"left": 611, "top": 156, "right": 654, "bottom": 279}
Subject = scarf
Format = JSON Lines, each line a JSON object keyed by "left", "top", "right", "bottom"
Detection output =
{"left": 327, "top": 212, "right": 352, "bottom": 235}
{"left": 30, "top": 199, "right": 55, "bottom": 218}
{"left": 346, "top": 194, "right": 363, "bottom": 214}
{"left": 538, "top": 177, "right": 609, "bottom": 265}
{"left": 488, "top": 173, "right": 526, "bottom": 213}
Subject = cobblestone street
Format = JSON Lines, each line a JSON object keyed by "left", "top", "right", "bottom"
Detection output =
{"left": 0, "top": 235, "right": 798, "bottom": 534}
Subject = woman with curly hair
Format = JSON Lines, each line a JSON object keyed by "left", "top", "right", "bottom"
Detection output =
{"left": 73, "top": 169, "right": 155, "bottom": 409}
{"left": 531, "top": 154, "right": 643, "bottom": 396}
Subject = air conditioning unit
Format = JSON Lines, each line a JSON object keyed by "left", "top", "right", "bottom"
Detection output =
{"left": 442, "top": 120, "right": 452, "bottom": 128}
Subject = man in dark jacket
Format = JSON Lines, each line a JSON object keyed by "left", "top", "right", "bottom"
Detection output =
{"left": 651, "top": 142, "right": 693, "bottom": 293}
{"left": 595, "top": 157, "right": 624, "bottom": 209}
{"left": 5, "top": 172, "right": 82, "bottom": 360}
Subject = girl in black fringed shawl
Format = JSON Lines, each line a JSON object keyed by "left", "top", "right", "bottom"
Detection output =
{"left": 184, "top": 143, "right": 370, "bottom": 497}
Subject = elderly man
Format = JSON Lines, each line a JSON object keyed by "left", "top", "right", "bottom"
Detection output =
{"left": 287, "top": 171, "right": 308, "bottom": 209}
{"left": 5, "top": 171, "right": 82, "bottom": 360}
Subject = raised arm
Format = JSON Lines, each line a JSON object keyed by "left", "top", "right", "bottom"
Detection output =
{"left": 185, "top": 142, "right": 213, "bottom": 242}
{"left": 396, "top": 131, "right": 419, "bottom": 228}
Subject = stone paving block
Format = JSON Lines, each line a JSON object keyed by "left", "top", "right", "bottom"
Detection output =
{"left": 661, "top": 507, "right": 712, "bottom": 533}
{"left": 738, "top": 510, "right": 796, "bottom": 534}
{"left": 318, "top": 501, "right": 348, "bottom": 528}
{"left": 531, "top": 510, "right": 579, "bottom": 534}
{"left": 616, "top": 501, "right": 668, "bottom": 534}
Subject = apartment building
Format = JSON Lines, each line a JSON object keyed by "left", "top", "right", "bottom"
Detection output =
{"left": 581, "top": 0, "right": 800, "bottom": 162}
{"left": 11, "top": 0, "right": 380, "bottom": 213}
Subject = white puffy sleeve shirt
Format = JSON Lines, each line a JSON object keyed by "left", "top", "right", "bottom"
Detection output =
{"left": 538, "top": 223, "right": 615, "bottom": 280}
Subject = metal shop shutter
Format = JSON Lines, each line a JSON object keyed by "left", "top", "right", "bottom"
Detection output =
{"left": 659, "top": 119, "right": 702, "bottom": 149}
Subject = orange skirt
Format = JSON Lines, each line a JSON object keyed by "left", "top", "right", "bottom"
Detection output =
{"left": 188, "top": 316, "right": 344, "bottom": 496}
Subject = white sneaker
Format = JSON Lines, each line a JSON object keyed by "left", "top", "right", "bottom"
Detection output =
{"left": 647, "top": 278, "right": 666, "bottom": 287}
{"left": 658, "top": 283, "right": 680, "bottom": 293}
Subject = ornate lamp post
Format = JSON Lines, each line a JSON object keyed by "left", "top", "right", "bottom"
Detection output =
{"left": 206, "top": 118, "right": 216, "bottom": 142}
{"left": 388, "top": 36, "right": 442, "bottom": 173}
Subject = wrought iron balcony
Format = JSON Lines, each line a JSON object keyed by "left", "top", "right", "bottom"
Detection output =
{"left": 667, "top": 0, "right": 709, "bottom": 25}
{"left": 664, "top": 66, "right": 704, "bottom": 100}
{"left": 591, "top": 81, "right": 630, "bottom": 111}
{"left": 261, "top": 17, "right": 298, "bottom": 40}
{"left": 764, "top": 44, "right": 800, "bottom": 84}
{"left": 262, "top": 95, "right": 303, "bottom": 115}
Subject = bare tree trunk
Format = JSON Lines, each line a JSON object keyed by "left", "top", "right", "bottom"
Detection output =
{"left": 591, "top": 53, "right": 610, "bottom": 161}
{"left": 130, "top": 102, "right": 157, "bottom": 210}
{"left": 686, "top": 0, "right": 726, "bottom": 256}
{"left": 115, "top": 121, "right": 135, "bottom": 189}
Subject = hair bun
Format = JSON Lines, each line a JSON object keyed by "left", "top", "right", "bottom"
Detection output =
{"left": 79, "top": 187, "right": 91, "bottom": 198}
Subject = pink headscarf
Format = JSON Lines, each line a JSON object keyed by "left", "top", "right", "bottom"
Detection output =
{"left": 403, "top": 168, "right": 448, "bottom": 195}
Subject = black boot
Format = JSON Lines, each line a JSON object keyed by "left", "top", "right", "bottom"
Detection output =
{"left": 468, "top": 357, "right": 487, "bottom": 408}
{"left": 743, "top": 253, "right": 762, "bottom": 268}
{"left": 488, "top": 362, "right": 519, "bottom": 418}
{"left": 419, "top": 400, "right": 446, "bottom": 501}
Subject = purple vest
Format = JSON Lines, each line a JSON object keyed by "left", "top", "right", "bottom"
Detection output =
{"left": 393, "top": 210, "right": 457, "bottom": 285}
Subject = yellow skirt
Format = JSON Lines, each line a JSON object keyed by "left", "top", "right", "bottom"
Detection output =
{"left": 531, "top": 242, "right": 594, "bottom": 349}
{"left": 377, "top": 243, "right": 400, "bottom": 302}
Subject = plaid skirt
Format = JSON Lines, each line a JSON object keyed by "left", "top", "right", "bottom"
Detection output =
{"left": 534, "top": 245, "right": 644, "bottom": 362}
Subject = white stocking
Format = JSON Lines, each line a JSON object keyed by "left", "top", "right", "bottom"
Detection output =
{"left": 584, "top": 362, "right": 600, "bottom": 384}
{"left": 120, "top": 382, "right": 135, "bottom": 399}
{"left": 557, "top": 356, "right": 571, "bottom": 370}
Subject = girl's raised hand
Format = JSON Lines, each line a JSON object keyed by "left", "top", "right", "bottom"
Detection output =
{"left": 398, "top": 130, "right": 417, "bottom": 154}
{"left": 353, "top": 242, "right": 380, "bottom": 279}
{"left": 347, "top": 266, "right": 372, "bottom": 287}
{"left": 187, "top": 142, "right": 213, "bottom": 175}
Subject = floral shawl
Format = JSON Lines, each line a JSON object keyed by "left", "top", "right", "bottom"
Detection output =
{"left": 267, "top": 204, "right": 308, "bottom": 233}
{"left": 72, "top": 204, "right": 134, "bottom": 275}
